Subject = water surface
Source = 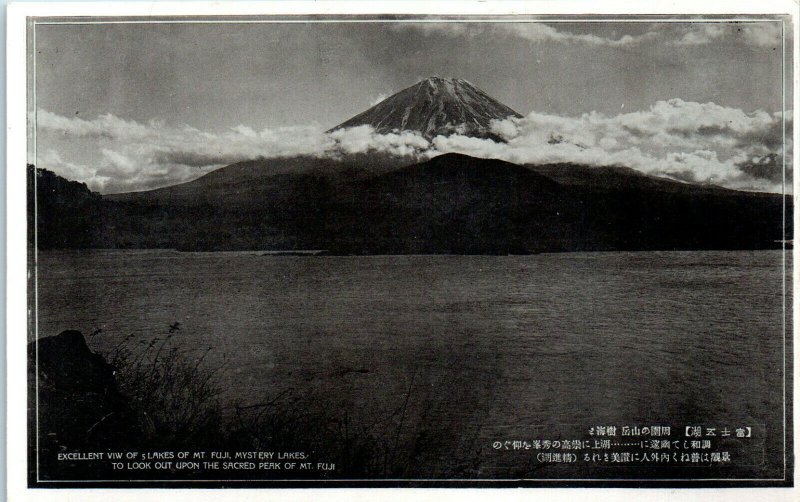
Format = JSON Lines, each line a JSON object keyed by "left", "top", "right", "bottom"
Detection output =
{"left": 34, "top": 250, "right": 790, "bottom": 478}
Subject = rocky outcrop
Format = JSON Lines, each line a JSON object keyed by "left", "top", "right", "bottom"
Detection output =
{"left": 28, "top": 330, "right": 140, "bottom": 480}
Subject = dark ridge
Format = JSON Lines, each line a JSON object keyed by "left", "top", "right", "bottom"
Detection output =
{"left": 27, "top": 165, "right": 103, "bottom": 249}
{"left": 30, "top": 154, "right": 792, "bottom": 254}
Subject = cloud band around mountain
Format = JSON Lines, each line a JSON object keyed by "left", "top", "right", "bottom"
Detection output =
{"left": 36, "top": 100, "right": 791, "bottom": 194}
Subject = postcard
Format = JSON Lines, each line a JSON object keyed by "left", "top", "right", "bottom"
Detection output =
{"left": 6, "top": 1, "right": 798, "bottom": 500}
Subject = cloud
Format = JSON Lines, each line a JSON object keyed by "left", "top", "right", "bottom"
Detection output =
{"left": 38, "top": 110, "right": 152, "bottom": 140}
{"left": 394, "top": 22, "right": 657, "bottom": 47}
{"left": 36, "top": 110, "right": 432, "bottom": 193}
{"left": 670, "top": 22, "right": 782, "bottom": 47}
{"left": 35, "top": 147, "right": 217, "bottom": 194}
{"left": 501, "top": 23, "right": 656, "bottom": 47}
{"left": 396, "top": 21, "right": 784, "bottom": 49}
{"left": 400, "top": 22, "right": 471, "bottom": 37}
{"left": 672, "top": 25, "right": 727, "bottom": 46}
{"left": 36, "top": 149, "right": 98, "bottom": 185}
{"left": 741, "top": 23, "right": 782, "bottom": 47}
{"left": 474, "top": 99, "right": 791, "bottom": 191}
{"left": 328, "top": 125, "right": 430, "bottom": 157}
{"left": 737, "top": 153, "right": 784, "bottom": 183}
{"left": 37, "top": 99, "right": 791, "bottom": 194}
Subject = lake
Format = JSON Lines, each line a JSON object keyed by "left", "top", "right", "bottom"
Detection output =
{"left": 33, "top": 250, "right": 790, "bottom": 479}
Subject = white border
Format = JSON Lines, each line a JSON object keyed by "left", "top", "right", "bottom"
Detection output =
{"left": 26, "top": 12, "right": 791, "bottom": 487}
{"left": 4, "top": 0, "right": 800, "bottom": 17}
{"left": 7, "top": 1, "right": 799, "bottom": 501}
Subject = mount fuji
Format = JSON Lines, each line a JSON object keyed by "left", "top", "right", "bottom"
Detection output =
{"left": 33, "top": 77, "right": 791, "bottom": 253}
{"left": 330, "top": 76, "right": 523, "bottom": 140}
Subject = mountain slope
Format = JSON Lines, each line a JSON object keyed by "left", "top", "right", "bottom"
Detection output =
{"left": 329, "top": 77, "right": 523, "bottom": 140}
{"left": 86, "top": 153, "right": 790, "bottom": 253}
{"left": 332, "top": 153, "right": 566, "bottom": 253}
{"left": 525, "top": 163, "right": 735, "bottom": 194}
{"left": 325, "top": 154, "right": 789, "bottom": 254}
{"left": 106, "top": 154, "right": 415, "bottom": 208}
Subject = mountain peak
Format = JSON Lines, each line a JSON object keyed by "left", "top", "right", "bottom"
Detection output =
{"left": 420, "top": 75, "right": 468, "bottom": 85}
{"left": 330, "top": 77, "right": 523, "bottom": 140}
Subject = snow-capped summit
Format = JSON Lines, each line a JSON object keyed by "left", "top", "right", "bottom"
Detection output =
{"left": 329, "top": 76, "right": 523, "bottom": 140}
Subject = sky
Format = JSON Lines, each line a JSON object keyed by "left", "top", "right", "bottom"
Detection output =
{"left": 33, "top": 18, "right": 793, "bottom": 193}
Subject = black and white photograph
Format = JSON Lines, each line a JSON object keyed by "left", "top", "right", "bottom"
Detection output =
{"left": 8, "top": 1, "right": 796, "bottom": 495}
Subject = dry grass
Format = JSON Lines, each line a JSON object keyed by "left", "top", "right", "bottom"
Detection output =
{"left": 94, "top": 325, "right": 448, "bottom": 477}
{"left": 100, "top": 329, "right": 226, "bottom": 449}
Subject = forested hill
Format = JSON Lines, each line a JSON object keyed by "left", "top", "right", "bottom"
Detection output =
{"left": 28, "top": 165, "right": 102, "bottom": 249}
{"left": 29, "top": 155, "right": 792, "bottom": 254}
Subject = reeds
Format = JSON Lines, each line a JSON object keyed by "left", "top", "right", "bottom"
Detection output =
{"left": 100, "top": 329, "right": 226, "bottom": 449}
{"left": 93, "top": 326, "right": 473, "bottom": 478}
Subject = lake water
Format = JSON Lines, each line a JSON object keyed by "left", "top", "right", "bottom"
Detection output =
{"left": 33, "top": 250, "right": 791, "bottom": 479}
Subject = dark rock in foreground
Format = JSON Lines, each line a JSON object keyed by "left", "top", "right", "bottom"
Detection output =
{"left": 28, "top": 330, "right": 139, "bottom": 481}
